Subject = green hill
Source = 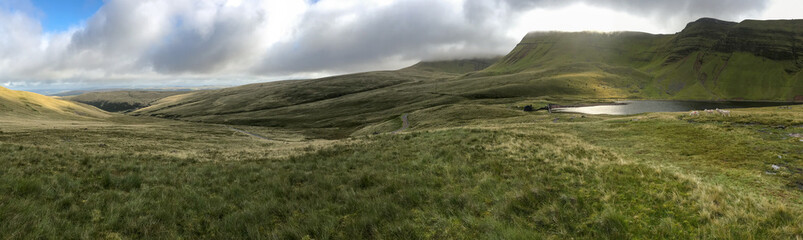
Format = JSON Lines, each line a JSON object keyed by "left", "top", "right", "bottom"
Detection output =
{"left": 478, "top": 18, "right": 803, "bottom": 101}
{"left": 3, "top": 19, "right": 803, "bottom": 239}
{"left": 64, "top": 91, "right": 189, "bottom": 112}
{"left": 0, "top": 86, "right": 109, "bottom": 119}
{"left": 133, "top": 59, "right": 498, "bottom": 138}
{"left": 400, "top": 57, "right": 500, "bottom": 75}
{"left": 134, "top": 18, "right": 803, "bottom": 136}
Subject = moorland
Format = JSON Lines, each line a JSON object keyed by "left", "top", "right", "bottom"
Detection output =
{"left": 1, "top": 18, "right": 802, "bottom": 239}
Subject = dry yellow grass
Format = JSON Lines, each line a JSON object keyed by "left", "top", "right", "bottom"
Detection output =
{"left": 0, "top": 86, "right": 109, "bottom": 119}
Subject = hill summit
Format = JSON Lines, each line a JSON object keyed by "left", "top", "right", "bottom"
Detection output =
{"left": 481, "top": 18, "right": 803, "bottom": 100}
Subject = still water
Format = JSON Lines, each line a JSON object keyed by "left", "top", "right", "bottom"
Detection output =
{"left": 551, "top": 100, "right": 801, "bottom": 115}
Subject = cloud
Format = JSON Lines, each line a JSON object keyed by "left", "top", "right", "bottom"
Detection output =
{"left": 489, "top": 0, "right": 767, "bottom": 20}
{"left": 147, "top": 1, "right": 308, "bottom": 74}
{"left": 257, "top": 0, "right": 515, "bottom": 74}
{"left": 0, "top": 0, "right": 784, "bottom": 90}
{"left": 591, "top": 0, "right": 766, "bottom": 20}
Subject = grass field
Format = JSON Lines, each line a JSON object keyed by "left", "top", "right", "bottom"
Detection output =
{"left": 2, "top": 98, "right": 802, "bottom": 239}
{"left": 2, "top": 17, "right": 803, "bottom": 239}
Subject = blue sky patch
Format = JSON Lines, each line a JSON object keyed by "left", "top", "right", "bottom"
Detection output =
{"left": 31, "top": 0, "right": 103, "bottom": 32}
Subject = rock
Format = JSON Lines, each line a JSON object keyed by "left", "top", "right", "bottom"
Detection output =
{"left": 765, "top": 171, "right": 777, "bottom": 175}
{"left": 772, "top": 164, "right": 781, "bottom": 170}
{"left": 778, "top": 155, "right": 783, "bottom": 159}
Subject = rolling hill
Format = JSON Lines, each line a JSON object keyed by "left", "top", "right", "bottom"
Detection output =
{"left": 0, "top": 86, "right": 109, "bottom": 119}
{"left": 63, "top": 91, "right": 189, "bottom": 112}
{"left": 132, "top": 59, "right": 493, "bottom": 138}
{"left": 3, "top": 18, "right": 803, "bottom": 239}
{"left": 474, "top": 18, "right": 803, "bottom": 100}
{"left": 132, "top": 18, "right": 802, "bottom": 137}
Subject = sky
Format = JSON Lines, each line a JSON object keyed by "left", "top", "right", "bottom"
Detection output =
{"left": 30, "top": 0, "right": 103, "bottom": 31}
{"left": 1, "top": 0, "right": 802, "bottom": 92}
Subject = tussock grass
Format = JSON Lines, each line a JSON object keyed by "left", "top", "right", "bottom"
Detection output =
{"left": 2, "top": 103, "right": 802, "bottom": 238}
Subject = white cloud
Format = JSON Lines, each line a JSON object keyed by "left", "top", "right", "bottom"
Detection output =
{"left": 509, "top": 3, "right": 669, "bottom": 39}
{"left": 0, "top": 0, "right": 799, "bottom": 90}
{"left": 758, "top": 0, "right": 803, "bottom": 20}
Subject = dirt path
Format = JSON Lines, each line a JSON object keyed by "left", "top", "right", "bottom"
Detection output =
{"left": 392, "top": 114, "right": 409, "bottom": 134}
{"left": 227, "top": 126, "right": 274, "bottom": 141}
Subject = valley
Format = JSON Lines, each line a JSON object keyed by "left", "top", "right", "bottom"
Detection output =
{"left": 1, "top": 97, "right": 801, "bottom": 238}
{"left": 1, "top": 17, "right": 802, "bottom": 239}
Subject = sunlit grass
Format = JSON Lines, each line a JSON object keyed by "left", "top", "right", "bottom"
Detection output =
{"left": 1, "top": 102, "right": 802, "bottom": 238}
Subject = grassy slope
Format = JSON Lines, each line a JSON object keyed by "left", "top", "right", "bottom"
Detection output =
{"left": 2, "top": 100, "right": 802, "bottom": 238}
{"left": 450, "top": 32, "right": 663, "bottom": 100}
{"left": 475, "top": 18, "right": 802, "bottom": 101}
{"left": 635, "top": 19, "right": 802, "bottom": 100}
{"left": 63, "top": 91, "right": 188, "bottom": 112}
{"left": 137, "top": 58, "right": 500, "bottom": 120}
{"left": 133, "top": 60, "right": 500, "bottom": 138}
{"left": 133, "top": 19, "right": 802, "bottom": 139}
{"left": 3, "top": 17, "right": 802, "bottom": 239}
{"left": 399, "top": 58, "right": 500, "bottom": 75}
{"left": 0, "top": 86, "right": 109, "bottom": 119}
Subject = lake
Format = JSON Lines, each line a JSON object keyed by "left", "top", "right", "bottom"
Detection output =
{"left": 551, "top": 100, "right": 802, "bottom": 115}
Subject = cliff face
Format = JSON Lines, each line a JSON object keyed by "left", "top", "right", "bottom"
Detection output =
{"left": 482, "top": 18, "right": 803, "bottom": 101}
{"left": 659, "top": 18, "right": 803, "bottom": 66}
{"left": 716, "top": 20, "right": 803, "bottom": 62}
{"left": 664, "top": 18, "right": 737, "bottom": 63}
{"left": 655, "top": 19, "right": 803, "bottom": 100}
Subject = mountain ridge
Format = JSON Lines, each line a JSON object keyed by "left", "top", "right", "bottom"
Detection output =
{"left": 125, "top": 18, "right": 803, "bottom": 135}
{"left": 479, "top": 18, "right": 803, "bottom": 101}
